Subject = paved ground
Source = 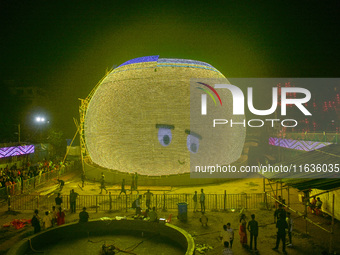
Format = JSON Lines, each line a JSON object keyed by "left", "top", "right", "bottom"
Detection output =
{"left": 0, "top": 171, "right": 338, "bottom": 255}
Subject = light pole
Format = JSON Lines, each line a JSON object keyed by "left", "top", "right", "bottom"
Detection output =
{"left": 13, "top": 124, "right": 21, "bottom": 144}
{"left": 34, "top": 116, "right": 49, "bottom": 143}
{"left": 35, "top": 116, "right": 48, "bottom": 123}
{"left": 18, "top": 124, "right": 20, "bottom": 143}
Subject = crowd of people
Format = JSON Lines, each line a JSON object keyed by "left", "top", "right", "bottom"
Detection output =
{"left": 0, "top": 159, "right": 67, "bottom": 195}
{"left": 309, "top": 196, "right": 323, "bottom": 215}
{"left": 31, "top": 193, "right": 89, "bottom": 234}
{"left": 125, "top": 188, "right": 296, "bottom": 254}
{"left": 29, "top": 173, "right": 161, "bottom": 235}
{"left": 217, "top": 208, "right": 293, "bottom": 255}
{"left": 26, "top": 175, "right": 326, "bottom": 254}
{"left": 222, "top": 199, "right": 299, "bottom": 255}
{"left": 28, "top": 186, "right": 310, "bottom": 255}
{"left": 31, "top": 206, "right": 66, "bottom": 234}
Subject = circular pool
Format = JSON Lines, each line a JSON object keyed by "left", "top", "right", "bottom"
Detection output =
{"left": 7, "top": 219, "right": 195, "bottom": 255}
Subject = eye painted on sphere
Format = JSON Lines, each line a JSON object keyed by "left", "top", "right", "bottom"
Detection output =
{"left": 156, "top": 124, "right": 174, "bottom": 147}
{"left": 185, "top": 130, "right": 202, "bottom": 153}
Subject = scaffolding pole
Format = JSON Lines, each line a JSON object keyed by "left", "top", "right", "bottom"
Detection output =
{"left": 62, "top": 118, "right": 79, "bottom": 165}
{"left": 329, "top": 194, "right": 335, "bottom": 254}
{"left": 267, "top": 194, "right": 331, "bottom": 234}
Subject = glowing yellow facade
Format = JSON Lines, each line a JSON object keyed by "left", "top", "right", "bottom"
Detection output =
{"left": 84, "top": 56, "right": 245, "bottom": 175}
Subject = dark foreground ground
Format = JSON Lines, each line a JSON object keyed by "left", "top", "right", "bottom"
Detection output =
{"left": 0, "top": 171, "right": 338, "bottom": 255}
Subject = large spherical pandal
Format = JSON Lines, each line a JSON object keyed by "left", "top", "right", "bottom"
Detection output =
{"left": 84, "top": 56, "right": 245, "bottom": 176}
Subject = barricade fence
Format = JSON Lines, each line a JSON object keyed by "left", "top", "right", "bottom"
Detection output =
{"left": 0, "top": 161, "right": 76, "bottom": 202}
{"left": 8, "top": 193, "right": 266, "bottom": 212}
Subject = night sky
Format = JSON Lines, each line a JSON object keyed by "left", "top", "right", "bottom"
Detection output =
{"left": 1, "top": 1, "right": 339, "bottom": 140}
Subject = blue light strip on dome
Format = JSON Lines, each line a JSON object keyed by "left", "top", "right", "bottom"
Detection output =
{"left": 113, "top": 56, "right": 222, "bottom": 75}
{"left": 117, "top": 55, "right": 159, "bottom": 68}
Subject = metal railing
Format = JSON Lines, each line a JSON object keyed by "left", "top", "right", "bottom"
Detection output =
{"left": 0, "top": 161, "right": 76, "bottom": 202}
{"left": 8, "top": 192, "right": 266, "bottom": 212}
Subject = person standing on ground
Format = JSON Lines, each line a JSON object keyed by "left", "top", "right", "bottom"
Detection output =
{"left": 286, "top": 212, "right": 293, "bottom": 247}
{"left": 56, "top": 207, "right": 65, "bottom": 226}
{"left": 193, "top": 191, "right": 198, "bottom": 212}
{"left": 69, "top": 189, "right": 72, "bottom": 210}
{"left": 70, "top": 189, "right": 79, "bottom": 213}
{"left": 220, "top": 225, "right": 230, "bottom": 246}
{"left": 274, "top": 204, "right": 286, "bottom": 223}
{"left": 239, "top": 214, "right": 247, "bottom": 248}
{"left": 144, "top": 189, "right": 153, "bottom": 209}
{"left": 55, "top": 193, "right": 63, "bottom": 209}
{"left": 42, "top": 211, "right": 52, "bottom": 229}
{"left": 79, "top": 207, "right": 89, "bottom": 223}
{"left": 135, "top": 195, "right": 142, "bottom": 215}
{"left": 31, "top": 209, "right": 41, "bottom": 234}
{"left": 247, "top": 214, "right": 259, "bottom": 251}
{"left": 51, "top": 206, "right": 57, "bottom": 226}
{"left": 200, "top": 189, "right": 205, "bottom": 212}
{"left": 226, "top": 223, "right": 234, "bottom": 248}
{"left": 99, "top": 172, "right": 108, "bottom": 194}
{"left": 119, "top": 179, "right": 126, "bottom": 196}
{"left": 273, "top": 213, "right": 288, "bottom": 254}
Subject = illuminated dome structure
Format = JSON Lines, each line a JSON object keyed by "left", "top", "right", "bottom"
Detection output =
{"left": 83, "top": 56, "right": 246, "bottom": 176}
